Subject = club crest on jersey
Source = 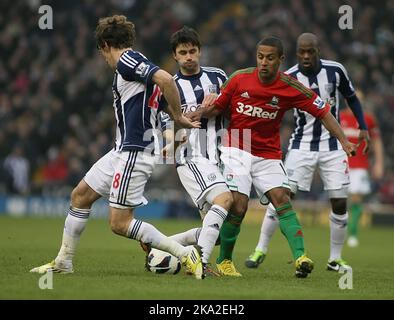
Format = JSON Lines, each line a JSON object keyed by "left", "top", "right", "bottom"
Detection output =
{"left": 266, "top": 96, "right": 280, "bottom": 108}
{"left": 208, "top": 84, "right": 217, "bottom": 94}
{"left": 136, "top": 62, "right": 150, "bottom": 77}
{"left": 313, "top": 96, "right": 325, "bottom": 109}
{"left": 226, "top": 174, "right": 234, "bottom": 181}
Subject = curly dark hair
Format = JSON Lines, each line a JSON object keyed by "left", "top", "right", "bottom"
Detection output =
{"left": 95, "top": 15, "right": 136, "bottom": 50}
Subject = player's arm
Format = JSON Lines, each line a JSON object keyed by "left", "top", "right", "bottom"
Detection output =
{"left": 293, "top": 88, "right": 356, "bottom": 157}
{"left": 337, "top": 63, "right": 370, "bottom": 153}
{"left": 371, "top": 134, "right": 384, "bottom": 180}
{"left": 184, "top": 104, "right": 221, "bottom": 122}
{"left": 186, "top": 92, "right": 222, "bottom": 121}
{"left": 320, "top": 111, "right": 357, "bottom": 157}
{"left": 346, "top": 94, "right": 370, "bottom": 153}
{"left": 369, "top": 117, "right": 384, "bottom": 180}
{"left": 187, "top": 74, "right": 235, "bottom": 121}
{"left": 160, "top": 118, "right": 187, "bottom": 159}
{"left": 117, "top": 53, "right": 199, "bottom": 129}
{"left": 152, "top": 70, "right": 200, "bottom": 129}
{"left": 199, "top": 69, "right": 228, "bottom": 114}
{"left": 158, "top": 111, "right": 175, "bottom": 159}
{"left": 161, "top": 128, "right": 174, "bottom": 159}
{"left": 202, "top": 103, "right": 223, "bottom": 118}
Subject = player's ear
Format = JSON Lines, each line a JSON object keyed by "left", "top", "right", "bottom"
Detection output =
{"left": 280, "top": 54, "right": 285, "bottom": 63}
{"left": 102, "top": 41, "right": 110, "bottom": 52}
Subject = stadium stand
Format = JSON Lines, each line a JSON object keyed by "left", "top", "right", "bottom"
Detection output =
{"left": 1, "top": 0, "right": 393, "bottom": 210}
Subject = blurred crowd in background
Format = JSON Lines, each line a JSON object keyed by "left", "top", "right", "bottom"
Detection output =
{"left": 1, "top": 0, "right": 393, "bottom": 204}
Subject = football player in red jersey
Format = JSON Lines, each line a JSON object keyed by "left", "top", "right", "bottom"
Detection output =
{"left": 341, "top": 90, "right": 384, "bottom": 247}
{"left": 190, "top": 36, "right": 357, "bottom": 278}
{"left": 245, "top": 33, "right": 370, "bottom": 272}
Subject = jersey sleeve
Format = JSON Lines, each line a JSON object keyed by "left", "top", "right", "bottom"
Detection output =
{"left": 336, "top": 63, "right": 356, "bottom": 98}
{"left": 214, "top": 74, "right": 237, "bottom": 112}
{"left": 293, "top": 90, "right": 331, "bottom": 119}
{"left": 117, "top": 51, "right": 159, "bottom": 84}
{"left": 216, "top": 68, "right": 228, "bottom": 85}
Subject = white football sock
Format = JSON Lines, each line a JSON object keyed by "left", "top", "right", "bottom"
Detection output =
{"left": 169, "top": 228, "right": 201, "bottom": 246}
{"left": 127, "top": 219, "right": 189, "bottom": 259}
{"left": 56, "top": 207, "right": 90, "bottom": 264}
{"left": 198, "top": 204, "right": 228, "bottom": 264}
{"left": 256, "top": 203, "right": 279, "bottom": 254}
{"left": 329, "top": 211, "right": 348, "bottom": 261}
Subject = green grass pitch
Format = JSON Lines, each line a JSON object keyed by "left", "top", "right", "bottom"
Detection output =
{"left": 0, "top": 215, "right": 393, "bottom": 299}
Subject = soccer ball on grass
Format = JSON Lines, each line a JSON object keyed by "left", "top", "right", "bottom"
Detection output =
{"left": 147, "top": 248, "right": 181, "bottom": 275}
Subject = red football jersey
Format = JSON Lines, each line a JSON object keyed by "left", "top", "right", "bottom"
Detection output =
{"left": 340, "top": 110, "right": 380, "bottom": 169}
{"left": 215, "top": 68, "right": 330, "bottom": 159}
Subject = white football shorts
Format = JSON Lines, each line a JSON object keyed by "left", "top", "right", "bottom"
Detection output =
{"left": 84, "top": 149, "right": 157, "bottom": 209}
{"left": 349, "top": 168, "right": 371, "bottom": 195}
{"left": 284, "top": 149, "right": 350, "bottom": 196}
{"left": 177, "top": 157, "right": 229, "bottom": 213}
{"left": 220, "top": 147, "right": 290, "bottom": 202}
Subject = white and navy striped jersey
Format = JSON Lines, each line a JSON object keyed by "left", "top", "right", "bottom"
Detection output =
{"left": 112, "top": 50, "right": 165, "bottom": 153}
{"left": 168, "top": 67, "right": 227, "bottom": 165}
{"left": 286, "top": 59, "right": 356, "bottom": 151}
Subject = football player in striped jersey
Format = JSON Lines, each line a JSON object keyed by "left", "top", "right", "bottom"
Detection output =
{"left": 158, "top": 26, "right": 233, "bottom": 278}
{"left": 30, "top": 15, "right": 204, "bottom": 279}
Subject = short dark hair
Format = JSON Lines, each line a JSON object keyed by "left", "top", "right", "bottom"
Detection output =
{"left": 95, "top": 15, "right": 136, "bottom": 50}
{"left": 257, "top": 36, "right": 284, "bottom": 56}
{"left": 170, "top": 26, "right": 201, "bottom": 53}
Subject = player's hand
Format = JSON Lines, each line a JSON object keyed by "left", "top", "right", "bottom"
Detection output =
{"left": 174, "top": 114, "right": 201, "bottom": 129}
{"left": 358, "top": 130, "right": 370, "bottom": 154}
{"left": 201, "top": 93, "right": 218, "bottom": 108}
{"left": 185, "top": 108, "right": 203, "bottom": 122}
{"left": 342, "top": 140, "right": 357, "bottom": 157}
